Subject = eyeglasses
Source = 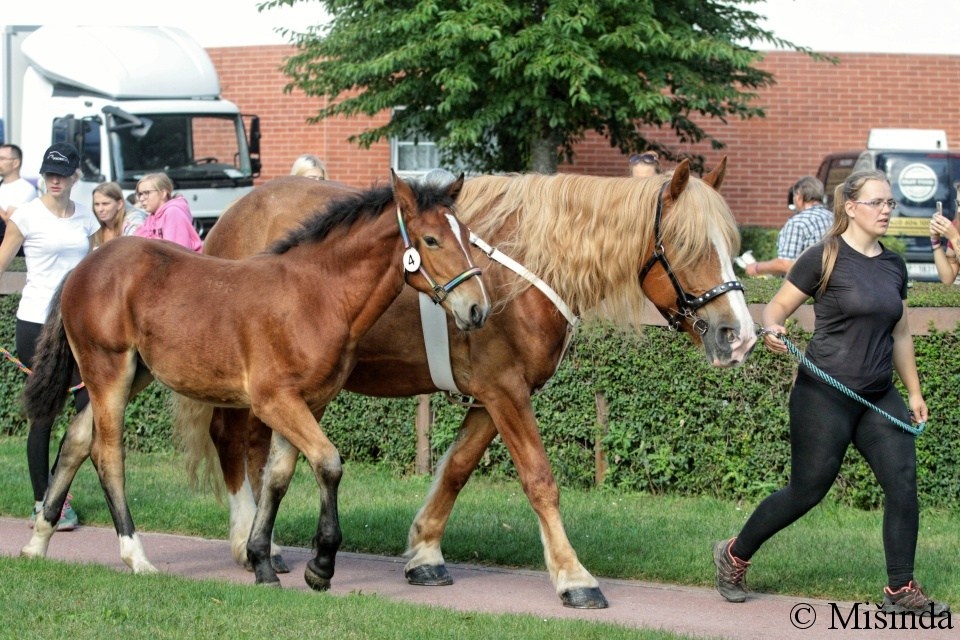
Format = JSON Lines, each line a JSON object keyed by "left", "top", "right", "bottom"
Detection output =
{"left": 629, "top": 153, "right": 659, "bottom": 166}
{"left": 853, "top": 199, "right": 897, "bottom": 211}
{"left": 136, "top": 189, "right": 157, "bottom": 199}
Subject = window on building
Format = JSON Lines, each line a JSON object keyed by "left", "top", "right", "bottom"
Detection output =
{"left": 391, "top": 135, "right": 440, "bottom": 179}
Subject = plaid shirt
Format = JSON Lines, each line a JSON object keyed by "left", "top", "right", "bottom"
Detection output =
{"left": 776, "top": 204, "right": 834, "bottom": 260}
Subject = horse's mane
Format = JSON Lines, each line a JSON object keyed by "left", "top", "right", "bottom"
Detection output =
{"left": 270, "top": 181, "right": 460, "bottom": 255}
{"left": 457, "top": 173, "right": 739, "bottom": 327}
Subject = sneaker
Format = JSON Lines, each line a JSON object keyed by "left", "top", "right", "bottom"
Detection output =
{"left": 713, "top": 538, "right": 750, "bottom": 603}
{"left": 882, "top": 580, "right": 950, "bottom": 616}
{"left": 56, "top": 494, "right": 79, "bottom": 532}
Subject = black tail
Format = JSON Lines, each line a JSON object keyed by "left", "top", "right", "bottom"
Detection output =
{"left": 22, "top": 282, "right": 75, "bottom": 426}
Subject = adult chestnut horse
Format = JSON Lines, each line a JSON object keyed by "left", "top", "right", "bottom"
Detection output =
{"left": 20, "top": 173, "right": 489, "bottom": 592}
{"left": 178, "top": 160, "right": 756, "bottom": 608}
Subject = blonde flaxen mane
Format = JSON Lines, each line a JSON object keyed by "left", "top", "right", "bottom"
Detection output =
{"left": 456, "top": 173, "right": 739, "bottom": 327}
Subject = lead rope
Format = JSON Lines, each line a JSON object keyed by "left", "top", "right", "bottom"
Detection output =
{"left": 761, "top": 329, "right": 924, "bottom": 437}
{"left": 1, "top": 346, "right": 85, "bottom": 392}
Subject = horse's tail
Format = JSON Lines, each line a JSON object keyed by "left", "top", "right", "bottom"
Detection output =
{"left": 22, "top": 282, "right": 74, "bottom": 426}
{"left": 171, "top": 393, "right": 224, "bottom": 499}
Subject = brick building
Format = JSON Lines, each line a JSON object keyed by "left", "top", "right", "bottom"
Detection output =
{"left": 207, "top": 45, "right": 960, "bottom": 229}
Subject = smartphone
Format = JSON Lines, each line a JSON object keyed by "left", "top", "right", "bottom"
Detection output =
{"left": 935, "top": 201, "right": 943, "bottom": 217}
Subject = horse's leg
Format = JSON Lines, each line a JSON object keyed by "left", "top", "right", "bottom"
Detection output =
{"left": 210, "top": 407, "right": 251, "bottom": 569}
{"left": 245, "top": 413, "right": 289, "bottom": 572}
{"left": 249, "top": 399, "right": 341, "bottom": 591}
{"left": 245, "top": 429, "right": 299, "bottom": 586}
{"left": 483, "top": 394, "right": 607, "bottom": 609}
{"left": 20, "top": 405, "right": 96, "bottom": 559}
{"left": 208, "top": 407, "right": 288, "bottom": 572}
{"left": 405, "top": 406, "right": 497, "bottom": 586}
{"left": 93, "top": 364, "right": 157, "bottom": 574}
{"left": 407, "top": 393, "right": 607, "bottom": 608}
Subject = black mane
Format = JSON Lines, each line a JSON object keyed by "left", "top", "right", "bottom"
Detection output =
{"left": 269, "top": 180, "right": 460, "bottom": 255}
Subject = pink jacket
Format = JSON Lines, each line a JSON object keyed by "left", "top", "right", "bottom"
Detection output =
{"left": 133, "top": 196, "right": 203, "bottom": 252}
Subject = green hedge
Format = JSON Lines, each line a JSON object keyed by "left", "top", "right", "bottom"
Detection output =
{"left": 2, "top": 291, "right": 958, "bottom": 509}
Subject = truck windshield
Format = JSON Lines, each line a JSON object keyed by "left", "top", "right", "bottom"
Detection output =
{"left": 110, "top": 113, "right": 252, "bottom": 184}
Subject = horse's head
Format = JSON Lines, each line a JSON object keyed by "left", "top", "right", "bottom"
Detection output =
{"left": 638, "top": 158, "right": 756, "bottom": 366}
{"left": 391, "top": 171, "right": 490, "bottom": 331}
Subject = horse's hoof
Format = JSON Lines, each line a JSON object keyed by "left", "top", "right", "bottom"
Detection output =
{"left": 255, "top": 576, "right": 281, "bottom": 587}
{"left": 271, "top": 554, "right": 290, "bottom": 574}
{"left": 405, "top": 564, "right": 453, "bottom": 586}
{"left": 560, "top": 587, "right": 609, "bottom": 609}
{"left": 304, "top": 564, "right": 332, "bottom": 592}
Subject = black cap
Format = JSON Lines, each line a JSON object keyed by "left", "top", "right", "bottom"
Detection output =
{"left": 39, "top": 142, "right": 80, "bottom": 176}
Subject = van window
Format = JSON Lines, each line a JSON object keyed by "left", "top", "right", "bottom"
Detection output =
{"left": 873, "top": 152, "right": 959, "bottom": 219}
{"left": 818, "top": 153, "right": 858, "bottom": 207}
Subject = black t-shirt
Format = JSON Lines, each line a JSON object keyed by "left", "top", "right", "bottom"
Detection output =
{"left": 787, "top": 238, "right": 908, "bottom": 394}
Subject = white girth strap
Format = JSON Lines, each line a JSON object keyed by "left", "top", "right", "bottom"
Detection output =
{"left": 418, "top": 232, "right": 580, "bottom": 397}
{"left": 419, "top": 292, "right": 462, "bottom": 394}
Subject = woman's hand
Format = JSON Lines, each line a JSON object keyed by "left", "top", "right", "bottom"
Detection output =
{"left": 908, "top": 392, "right": 928, "bottom": 425}
{"left": 931, "top": 213, "right": 959, "bottom": 245}
{"left": 762, "top": 324, "right": 788, "bottom": 354}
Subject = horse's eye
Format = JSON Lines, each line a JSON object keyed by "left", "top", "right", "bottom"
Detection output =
{"left": 424, "top": 236, "right": 440, "bottom": 248}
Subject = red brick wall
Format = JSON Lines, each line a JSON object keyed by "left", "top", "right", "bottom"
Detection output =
{"left": 208, "top": 46, "right": 960, "bottom": 228}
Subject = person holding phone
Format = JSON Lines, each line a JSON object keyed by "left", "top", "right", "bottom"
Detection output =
{"left": 929, "top": 194, "right": 960, "bottom": 284}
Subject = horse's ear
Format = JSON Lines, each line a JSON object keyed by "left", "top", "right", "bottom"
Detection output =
{"left": 669, "top": 159, "right": 691, "bottom": 201}
{"left": 447, "top": 173, "right": 465, "bottom": 201}
{"left": 703, "top": 156, "right": 727, "bottom": 191}
{"left": 391, "top": 169, "right": 418, "bottom": 214}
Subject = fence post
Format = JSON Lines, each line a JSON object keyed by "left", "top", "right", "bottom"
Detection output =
{"left": 415, "top": 394, "right": 432, "bottom": 475}
{"left": 594, "top": 391, "right": 609, "bottom": 487}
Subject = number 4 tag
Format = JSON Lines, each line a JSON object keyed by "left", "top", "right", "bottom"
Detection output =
{"left": 403, "top": 248, "right": 421, "bottom": 273}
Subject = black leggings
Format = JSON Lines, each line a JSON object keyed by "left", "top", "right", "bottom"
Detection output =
{"left": 731, "top": 370, "right": 918, "bottom": 588}
{"left": 17, "top": 319, "right": 89, "bottom": 502}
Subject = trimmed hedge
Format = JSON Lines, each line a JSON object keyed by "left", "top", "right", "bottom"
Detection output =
{"left": 1, "top": 291, "right": 958, "bottom": 509}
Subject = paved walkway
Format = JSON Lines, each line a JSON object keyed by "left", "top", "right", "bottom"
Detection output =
{"left": 2, "top": 516, "right": 930, "bottom": 638}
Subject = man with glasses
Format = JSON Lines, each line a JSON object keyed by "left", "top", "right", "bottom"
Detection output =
{"left": 743, "top": 176, "right": 833, "bottom": 277}
{"left": 0, "top": 145, "right": 39, "bottom": 236}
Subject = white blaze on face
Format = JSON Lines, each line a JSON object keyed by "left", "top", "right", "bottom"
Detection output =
{"left": 709, "top": 230, "right": 756, "bottom": 360}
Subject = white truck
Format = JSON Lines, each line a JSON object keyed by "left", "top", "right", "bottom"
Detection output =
{"left": 1, "top": 25, "right": 261, "bottom": 235}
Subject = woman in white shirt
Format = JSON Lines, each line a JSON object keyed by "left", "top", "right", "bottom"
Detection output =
{"left": 0, "top": 142, "right": 99, "bottom": 531}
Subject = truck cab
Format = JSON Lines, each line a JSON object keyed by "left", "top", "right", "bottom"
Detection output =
{"left": 2, "top": 25, "right": 260, "bottom": 236}
{"left": 816, "top": 130, "right": 957, "bottom": 281}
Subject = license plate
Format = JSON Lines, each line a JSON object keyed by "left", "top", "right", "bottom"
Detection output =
{"left": 906, "top": 262, "right": 938, "bottom": 278}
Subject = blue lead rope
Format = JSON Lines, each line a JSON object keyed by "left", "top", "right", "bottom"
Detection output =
{"left": 767, "top": 331, "right": 925, "bottom": 437}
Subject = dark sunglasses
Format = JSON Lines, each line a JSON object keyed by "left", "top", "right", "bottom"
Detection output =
{"left": 628, "top": 153, "right": 659, "bottom": 166}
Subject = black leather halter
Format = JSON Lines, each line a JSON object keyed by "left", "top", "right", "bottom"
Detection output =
{"left": 638, "top": 182, "right": 744, "bottom": 335}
